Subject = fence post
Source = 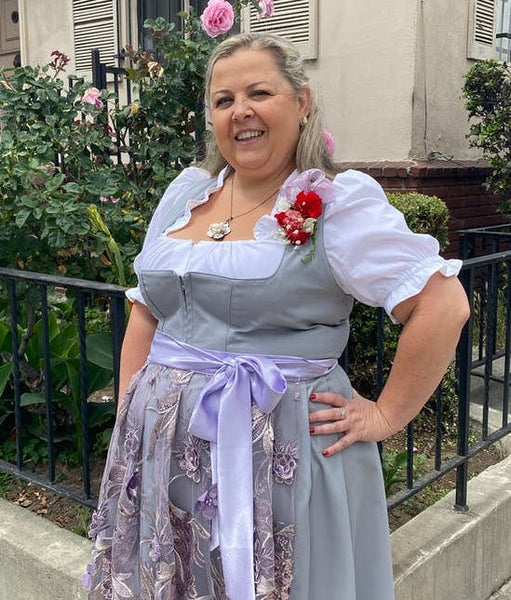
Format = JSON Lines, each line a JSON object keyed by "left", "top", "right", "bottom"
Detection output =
{"left": 455, "top": 266, "right": 474, "bottom": 511}
{"left": 91, "top": 49, "right": 106, "bottom": 90}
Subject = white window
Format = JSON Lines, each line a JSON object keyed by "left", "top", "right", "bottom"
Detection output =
{"left": 138, "top": 0, "right": 212, "bottom": 49}
{"left": 72, "top": 0, "right": 118, "bottom": 72}
{"left": 467, "top": 0, "right": 497, "bottom": 60}
{"left": 242, "top": 0, "right": 317, "bottom": 60}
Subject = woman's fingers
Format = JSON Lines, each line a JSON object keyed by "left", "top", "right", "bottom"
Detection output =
{"left": 310, "top": 391, "right": 349, "bottom": 406}
{"left": 309, "top": 389, "right": 393, "bottom": 456}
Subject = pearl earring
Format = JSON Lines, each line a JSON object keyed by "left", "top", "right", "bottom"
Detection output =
{"left": 300, "top": 115, "right": 308, "bottom": 128}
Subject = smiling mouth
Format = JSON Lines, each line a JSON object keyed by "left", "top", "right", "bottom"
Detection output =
{"left": 235, "top": 130, "right": 264, "bottom": 141}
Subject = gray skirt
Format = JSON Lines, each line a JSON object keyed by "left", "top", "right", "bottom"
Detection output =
{"left": 84, "top": 362, "right": 395, "bottom": 600}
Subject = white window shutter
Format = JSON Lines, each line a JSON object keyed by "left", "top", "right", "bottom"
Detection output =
{"left": 467, "top": 0, "right": 497, "bottom": 60}
{"left": 72, "top": 0, "right": 118, "bottom": 72}
{"left": 241, "top": 0, "right": 317, "bottom": 60}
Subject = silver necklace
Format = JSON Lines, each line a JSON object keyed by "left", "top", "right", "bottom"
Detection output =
{"left": 207, "top": 174, "right": 280, "bottom": 240}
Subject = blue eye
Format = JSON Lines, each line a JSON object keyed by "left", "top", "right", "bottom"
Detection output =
{"left": 252, "top": 89, "right": 269, "bottom": 98}
{"left": 215, "top": 97, "right": 232, "bottom": 108}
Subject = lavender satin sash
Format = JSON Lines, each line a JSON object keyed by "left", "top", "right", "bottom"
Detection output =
{"left": 148, "top": 331, "right": 336, "bottom": 600}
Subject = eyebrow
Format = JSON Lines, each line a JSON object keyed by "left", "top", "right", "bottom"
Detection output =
{"left": 211, "top": 80, "right": 271, "bottom": 96}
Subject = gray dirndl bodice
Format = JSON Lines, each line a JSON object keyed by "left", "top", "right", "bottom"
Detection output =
{"left": 137, "top": 183, "right": 354, "bottom": 359}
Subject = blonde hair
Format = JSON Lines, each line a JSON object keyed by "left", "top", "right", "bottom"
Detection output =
{"left": 200, "top": 33, "right": 337, "bottom": 177}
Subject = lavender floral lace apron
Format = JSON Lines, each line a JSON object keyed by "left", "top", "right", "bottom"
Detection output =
{"left": 83, "top": 178, "right": 395, "bottom": 600}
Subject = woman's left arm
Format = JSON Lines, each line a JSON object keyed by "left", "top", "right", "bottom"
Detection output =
{"left": 309, "top": 272, "right": 470, "bottom": 456}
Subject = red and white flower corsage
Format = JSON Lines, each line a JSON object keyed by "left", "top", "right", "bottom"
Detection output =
{"left": 274, "top": 189, "right": 323, "bottom": 262}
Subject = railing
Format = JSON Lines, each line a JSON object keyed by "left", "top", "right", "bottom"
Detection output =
{"left": 0, "top": 267, "right": 126, "bottom": 508}
{"left": 91, "top": 49, "right": 133, "bottom": 165}
{"left": 0, "top": 252, "right": 510, "bottom": 513}
{"left": 459, "top": 224, "right": 511, "bottom": 260}
{"left": 385, "top": 250, "right": 511, "bottom": 510}
{"left": 459, "top": 225, "right": 511, "bottom": 386}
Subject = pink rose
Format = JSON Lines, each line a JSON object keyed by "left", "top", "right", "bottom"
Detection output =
{"left": 81, "top": 87, "right": 103, "bottom": 109}
{"left": 322, "top": 129, "right": 335, "bottom": 156}
{"left": 275, "top": 209, "right": 304, "bottom": 231}
{"left": 200, "top": 0, "right": 235, "bottom": 38}
{"left": 257, "top": 0, "right": 274, "bottom": 19}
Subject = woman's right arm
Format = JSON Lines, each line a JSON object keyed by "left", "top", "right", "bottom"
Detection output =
{"left": 117, "top": 301, "right": 158, "bottom": 413}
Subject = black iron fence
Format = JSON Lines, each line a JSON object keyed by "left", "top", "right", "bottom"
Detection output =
{"left": 0, "top": 252, "right": 510, "bottom": 512}
{"left": 0, "top": 267, "right": 126, "bottom": 508}
{"left": 385, "top": 249, "right": 511, "bottom": 511}
{"left": 459, "top": 224, "right": 511, "bottom": 260}
{"left": 459, "top": 225, "right": 511, "bottom": 389}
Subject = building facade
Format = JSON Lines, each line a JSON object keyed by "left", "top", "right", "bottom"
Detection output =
{"left": 2, "top": 0, "right": 508, "bottom": 163}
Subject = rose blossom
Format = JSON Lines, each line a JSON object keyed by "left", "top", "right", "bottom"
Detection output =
{"left": 257, "top": 0, "right": 274, "bottom": 19}
{"left": 200, "top": 0, "right": 235, "bottom": 38}
{"left": 322, "top": 128, "right": 336, "bottom": 156}
{"left": 275, "top": 209, "right": 304, "bottom": 231}
{"left": 286, "top": 228, "right": 309, "bottom": 245}
{"left": 293, "top": 190, "right": 322, "bottom": 219}
{"left": 81, "top": 87, "right": 103, "bottom": 109}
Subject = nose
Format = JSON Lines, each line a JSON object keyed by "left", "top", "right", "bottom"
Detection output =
{"left": 232, "top": 98, "right": 254, "bottom": 121}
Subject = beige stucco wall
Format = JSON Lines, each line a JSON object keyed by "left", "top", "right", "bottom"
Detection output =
{"left": 411, "top": 0, "right": 481, "bottom": 161}
{"left": 307, "top": 0, "right": 418, "bottom": 162}
{"left": 16, "top": 0, "right": 486, "bottom": 163}
{"left": 19, "top": 0, "right": 75, "bottom": 72}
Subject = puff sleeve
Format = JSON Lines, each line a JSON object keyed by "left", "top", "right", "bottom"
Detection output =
{"left": 323, "top": 170, "right": 461, "bottom": 322}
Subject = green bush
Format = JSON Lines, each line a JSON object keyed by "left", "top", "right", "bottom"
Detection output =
{"left": 0, "top": 15, "right": 216, "bottom": 285}
{"left": 0, "top": 55, "right": 144, "bottom": 284}
{"left": 463, "top": 59, "right": 511, "bottom": 217}
{"left": 387, "top": 191, "right": 450, "bottom": 251}
{"left": 0, "top": 298, "right": 116, "bottom": 465}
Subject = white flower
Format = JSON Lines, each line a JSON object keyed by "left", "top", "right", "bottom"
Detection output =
{"left": 207, "top": 221, "right": 231, "bottom": 240}
{"left": 276, "top": 199, "right": 291, "bottom": 212}
{"left": 302, "top": 218, "right": 316, "bottom": 233}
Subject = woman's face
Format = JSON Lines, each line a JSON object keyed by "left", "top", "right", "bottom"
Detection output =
{"left": 209, "top": 48, "right": 310, "bottom": 181}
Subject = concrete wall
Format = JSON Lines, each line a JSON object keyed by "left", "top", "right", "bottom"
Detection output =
{"left": 19, "top": 0, "right": 75, "bottom": 72}
{"left": 411, "top": 0, "right": 481, "bottom": 161}
{"left": 308, "top": 0, "right": 418, "bottom": 162}
{"left": 1, "top": 439, "right": 510, "bottom": 600}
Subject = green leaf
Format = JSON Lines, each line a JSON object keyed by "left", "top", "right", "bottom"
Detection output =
{"left": 20, "top": 390, "right": 68, "bottom": 406}
{"left": 86, "top": 333, "right": 114, "bottom": 370}
{"left": 0, "top": 321, "right": 11, "bottom": 353}
{"left": 0, "top": 363, "right": 13, "bottom": 397}
{"left": 15, "top": 208, "right": 31, "bottom": 227}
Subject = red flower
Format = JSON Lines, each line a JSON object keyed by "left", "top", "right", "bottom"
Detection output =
{"left": 274, "top": 184, "right": 323, "bottom": 259}
{"left": 275, "top": 209, "right": 304, "bottom": 230}
{"left": 286, "top": 229, "right": 310, "bottom": 245}
{"left": 293, "top": 190, "right": 322, "bottom": 219}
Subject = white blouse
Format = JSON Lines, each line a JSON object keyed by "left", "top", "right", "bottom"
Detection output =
{"left": 127, "top": 166, "right": 461, "bottom": 322}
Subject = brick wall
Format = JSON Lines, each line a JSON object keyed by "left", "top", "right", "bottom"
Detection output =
{"left": 336, "top": 160, "right": 508, "bottom": 258}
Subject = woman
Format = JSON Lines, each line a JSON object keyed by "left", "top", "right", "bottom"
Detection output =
{"left": 84, "top": 33, "right": 469, "bottom": 600}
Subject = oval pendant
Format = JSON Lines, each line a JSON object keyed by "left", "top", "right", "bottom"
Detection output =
{"left": 207, "top": 220, "right": 231, "bottom": 240}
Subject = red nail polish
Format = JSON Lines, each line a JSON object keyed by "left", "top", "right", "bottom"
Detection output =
{"left": 310, "top": 393, "right": 317, "bottom": 400}
{"left": 322, "top": 449, "right": 329, "bottom": 457}
{"left": 309, "top": 427, "right": 316, "bottom": 434}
